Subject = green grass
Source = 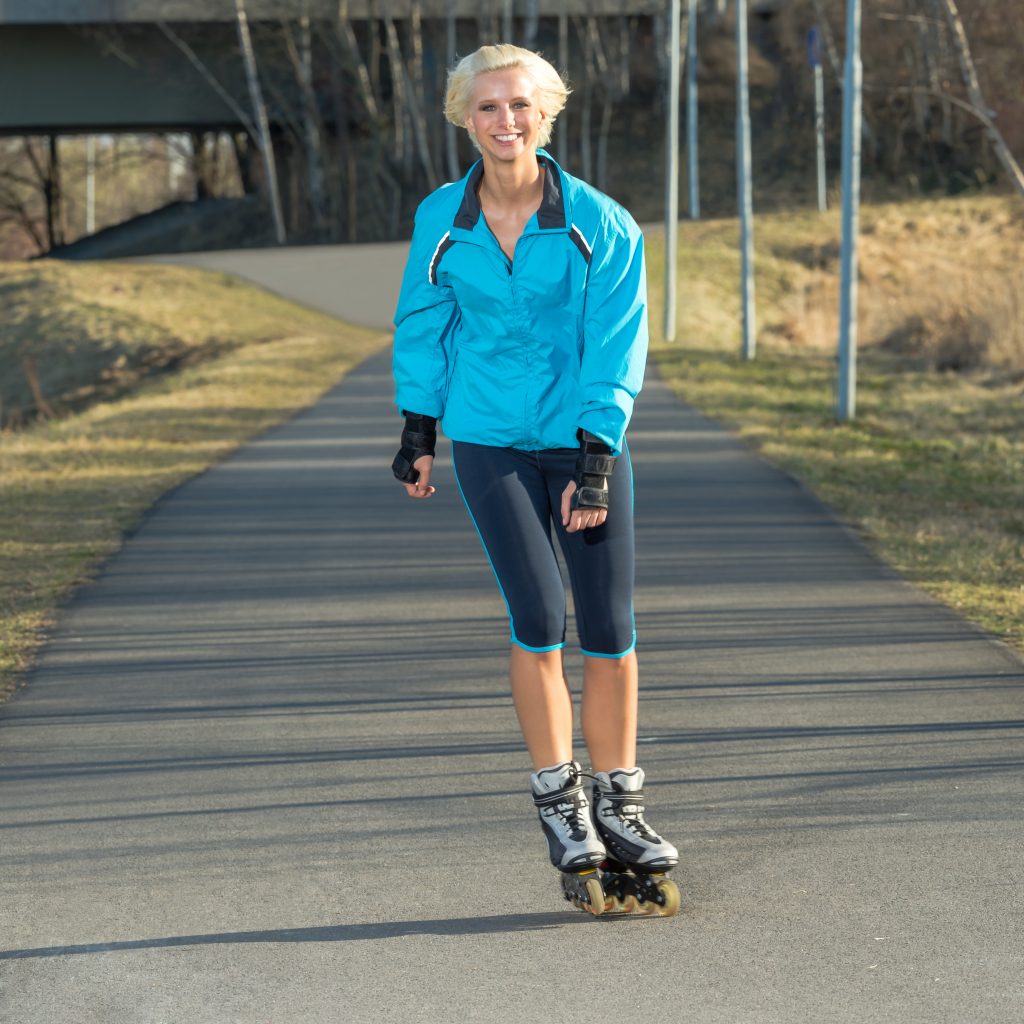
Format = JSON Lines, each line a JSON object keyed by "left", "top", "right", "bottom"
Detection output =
{"left": 643, "top": 194, "right": 1024, "bottom": 653}
{"left": 0, "top": 261, "right": 388, "bottom": 701}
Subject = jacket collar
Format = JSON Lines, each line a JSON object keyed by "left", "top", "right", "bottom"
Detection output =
{"left": 452, "top": 149, "right": 568, "bottom": 232}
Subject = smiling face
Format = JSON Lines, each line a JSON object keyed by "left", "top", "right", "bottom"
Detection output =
{"left": 464, "top": 67, "right": 546, "bottom": 162}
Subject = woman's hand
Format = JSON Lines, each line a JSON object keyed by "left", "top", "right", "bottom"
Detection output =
{"left": 561, "top": 481, "right": 607, "bottom": 532}
{"left": 392, "top": 412, "right": 437, "bottom": 498}
{"left": 402, "top": 454, "right": 436, "bottom": 499}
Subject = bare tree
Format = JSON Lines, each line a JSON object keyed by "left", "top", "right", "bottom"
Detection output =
{"left": 235, "top": 0, "right": 287, "bottom": 242}
{"left": 445, "top": 0, "right": 460, "bottom": 180}
{"left": 939, "top": 0, "right": 1024, "bottom": 194}
{"left": 282, "top": 9, "right": 329, "bottom": 231}
{"left": 22, "top": 138, "right": 66, "bottom": 250}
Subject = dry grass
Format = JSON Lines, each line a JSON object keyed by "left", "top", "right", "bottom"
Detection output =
{"left": 0, "top": 261, "right": 388, "bottom": 701}
{"left": 644, "top": 192, "right": 1024, "bottom": 653}
{"left": 0, "top": 259, "right": 335, "bottom": 423}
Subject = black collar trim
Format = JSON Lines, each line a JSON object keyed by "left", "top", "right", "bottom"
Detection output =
{"left": 452, "top": 155, "right": 566, "bottom": 231}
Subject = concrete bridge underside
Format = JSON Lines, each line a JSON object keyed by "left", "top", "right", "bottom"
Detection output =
{"left": 0, "top": 2, "right": 663, "bottom": 134}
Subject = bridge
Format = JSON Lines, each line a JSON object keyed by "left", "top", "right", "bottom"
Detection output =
{"left": 0, "top": 0, "right": 665, "bottom": 135}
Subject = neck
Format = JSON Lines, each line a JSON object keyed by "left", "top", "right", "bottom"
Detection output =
{"left": 477, "top": 150, "right": 543, "bottom": 207}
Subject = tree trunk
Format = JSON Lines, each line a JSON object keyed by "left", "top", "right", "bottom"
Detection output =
{"left": 576, "top": 17, "right": 593, "bottom": 181}
{"left": 939, "top": 0, "right": 1024, "bottom": 195}
{"left": 523, "top": 0, "right": 539, "bottom": 51}
{"left": 235, "top": 0, "right": 287, "bottom": 242}
{"left": 284, "top": 11, "right": 328, "bottom": 232}
{"left": 384, "top": 16, "right": 439, "bottom": 190}
{"left": 335, "top": 1, "right": 381, "bottom": 120}
{"left": 556, "top": 12, "right": 569, "bottom": 166}
{"left": 445, "top": 0, "right": 460, "bottom": 180}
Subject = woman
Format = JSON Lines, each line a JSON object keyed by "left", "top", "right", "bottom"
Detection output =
{"left": 391, "top": 44, "right": 678, "bottom": 915}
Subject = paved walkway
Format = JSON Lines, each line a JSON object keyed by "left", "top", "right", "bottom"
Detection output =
{"left": 1, "top": 248, "right": 1022, "bottom": 1024}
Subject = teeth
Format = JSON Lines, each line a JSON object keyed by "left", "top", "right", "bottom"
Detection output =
{"left": 495, "top": 134, "right": 519, "bottom": 142}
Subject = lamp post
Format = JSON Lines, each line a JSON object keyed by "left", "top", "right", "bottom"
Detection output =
{"left": 837, "top": 0, "right": 863, "bottom": 421}
{"left": 737, "top": 0, "right": 756, "bottom": 360}
{"left": 663, "top": 0, "right": 682, "bottom": 342}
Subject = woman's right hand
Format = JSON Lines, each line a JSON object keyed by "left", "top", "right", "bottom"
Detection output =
{"left": 392, "top": 411, "right": 437, "bottom": 497}
{"left": 400, "top": 454, "right": 435, "bottom": 498}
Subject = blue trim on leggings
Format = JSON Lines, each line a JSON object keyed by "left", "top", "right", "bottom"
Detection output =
{"left": 581, "top": 632, "right": 636, "bottom": 659}
{"left": 515, "top": 639, "right": 566, "bottom": 654}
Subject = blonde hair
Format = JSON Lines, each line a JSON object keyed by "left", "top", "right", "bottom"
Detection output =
{"left": 444, "top": 44, "right": 570, "bottom": 150}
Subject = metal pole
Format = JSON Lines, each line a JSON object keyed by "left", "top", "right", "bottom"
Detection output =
{"left": 837, "top": 0, "right": 862, "bottom": 421}
{"left": 664, "top": 0, "right": 681, "bottom": 343}
{"left": 809, "top": 26, "right": 826, "bottom": 211}
{"left": 686, "top": 0, "right": 699, "bottom": 219}
{"left": 815, "top": 64, "right": 826, "bottom": 210}
{"left": 85, "top": 135, "right": 96, "bottom": 234}
{"left": 736, "top": 0, "right": 756, "bottom": 360}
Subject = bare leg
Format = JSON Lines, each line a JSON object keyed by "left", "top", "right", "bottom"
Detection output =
{"left": 509, "top": 646, "right": 574, "bottom": 770}
{"left": 581, "top": 651, "right": 638, "bottom": 773}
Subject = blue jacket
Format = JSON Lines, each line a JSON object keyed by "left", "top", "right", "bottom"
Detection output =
{"left": 392, "top": 150, "right": 648, "bottom": 455}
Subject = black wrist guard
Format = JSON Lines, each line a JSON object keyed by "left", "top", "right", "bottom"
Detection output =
{"left": 571, "top": 429, "right": 616, "bottom": 511}
{"left": 392, "top": 410, "right": 437, "bottom": 484}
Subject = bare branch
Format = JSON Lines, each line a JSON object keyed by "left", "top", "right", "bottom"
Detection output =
{"left": 156, "top": 21, "right": 259, "bottom": 140}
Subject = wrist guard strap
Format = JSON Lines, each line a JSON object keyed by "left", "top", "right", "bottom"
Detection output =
{"left": 571, "top": 430, "right": 616, "bottom": 511}
{"left": 392, "top": 410, "right": 437, "bottom": 484}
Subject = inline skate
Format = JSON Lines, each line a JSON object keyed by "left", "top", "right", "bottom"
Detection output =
{"left": 591, "top": 767, "right": 681, "bottom": 917}
{"left": 530, "top": 760, "right": 607, "bottom": 916}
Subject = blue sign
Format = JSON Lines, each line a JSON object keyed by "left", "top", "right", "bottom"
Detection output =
{"left": 807, "top": 26, "right": 822, "bottom": 69}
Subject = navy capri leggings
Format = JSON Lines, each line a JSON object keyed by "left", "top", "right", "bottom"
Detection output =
{"left": 451, "top": 440, "right": 635, "bottom": 658}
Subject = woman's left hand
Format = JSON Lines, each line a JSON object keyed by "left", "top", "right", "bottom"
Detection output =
{"left": 561, "top": 481, "right": 608, "bottom": 533}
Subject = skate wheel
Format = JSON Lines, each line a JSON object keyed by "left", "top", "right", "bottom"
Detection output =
{"left": 618, "top": 894, "right": 637, "bottom": 914}
{"left": 655, "top": 878, "right": 681, "bottom": 917}
{"left": 584, "top": 876, "right": 605, "bottom": 917}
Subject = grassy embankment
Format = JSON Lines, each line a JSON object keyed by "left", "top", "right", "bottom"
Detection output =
{"left": 0, "top": 261, "right": 387, "bottom": 701}
{"left": 644, "top": 193, "right": 1024, "bottom": 653}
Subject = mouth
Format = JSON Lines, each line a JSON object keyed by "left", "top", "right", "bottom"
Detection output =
{"left": 493, "top": 133, "right": 522, "bottom": 144}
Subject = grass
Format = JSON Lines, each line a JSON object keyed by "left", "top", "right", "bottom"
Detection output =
{"left": 643, "top": 192, "right": 1024, "bottom": 653}
{"left": 0, "top": 260, "right": 388, "bottom": 701}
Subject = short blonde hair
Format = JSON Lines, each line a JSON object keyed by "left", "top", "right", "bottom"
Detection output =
{"left": 444, "top": 44, "right": 570, "bottom": 150}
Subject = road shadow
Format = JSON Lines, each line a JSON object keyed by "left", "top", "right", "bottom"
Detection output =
{"left": 0, "top": 910, "right": 610, "bottom": 960}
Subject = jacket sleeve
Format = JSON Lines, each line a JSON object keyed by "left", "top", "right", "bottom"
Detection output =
{"left": 392, "top": 208, "right": 460, "bottom": 418}
{"left": 577, "top": 211, "right": 649, "bottom": 455}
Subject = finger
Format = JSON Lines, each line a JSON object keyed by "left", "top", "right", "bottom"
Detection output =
{"left": 413, "top": 455, "right": 434, "bottom": 497}
{"left": 561, "top": 482, "right": 575, "bottom": 527}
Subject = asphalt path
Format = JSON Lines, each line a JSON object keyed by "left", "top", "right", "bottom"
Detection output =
{"left": 1, "top": 246, "right": 1022, "bottom": 1024}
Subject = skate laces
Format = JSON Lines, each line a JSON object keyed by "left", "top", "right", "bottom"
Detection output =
{"left": 595, "top": 784, "right": 660, "bottom": 841}
{"left": 549, "top": 795, "right": 589, "bottom": 840}
{"left": 532, "top": 764, "right": 592, "bottom": 840}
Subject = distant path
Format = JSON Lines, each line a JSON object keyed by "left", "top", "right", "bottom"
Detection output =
{"left": 142, "top": 241, "right": 411, "bottom": 331}
{"left": 1, "top": 245, "right": 1022, "bottom": 1024}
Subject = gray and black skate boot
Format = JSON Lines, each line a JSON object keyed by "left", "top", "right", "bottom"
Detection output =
{"left": 591, "top": 767, "right": 681, "bottom": 916}
{"left": 531, "top": 760, "right": 608, "bottom": 915}
{"left": 592, "top": 767, "right": 679, "bottom": 871}
{"left": 531, "top": 760, "right": 607, "bottom": 871}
